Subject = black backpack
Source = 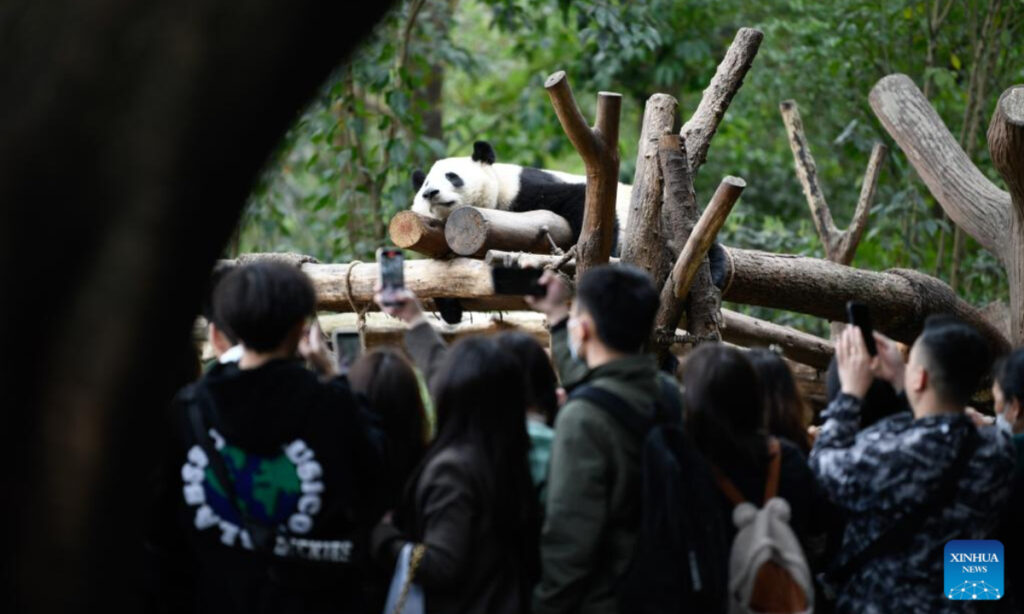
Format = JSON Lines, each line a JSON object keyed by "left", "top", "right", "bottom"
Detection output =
{"left": 570, "top": 378, "right": 730, "bottom": 614}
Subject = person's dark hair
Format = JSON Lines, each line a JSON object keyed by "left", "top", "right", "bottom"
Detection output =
{"left": 406, "top": 336, "right": 538, "bottom": 570}
{"left": 915, "top": 314, "right": 991, "bottom": 406}
{"left": 496, "top": 331, "right": 559, "bottom": 424}
{"left": 348, "top": 348, "right": 428, "bottom": 506}
{"left": 575, "top": 264, "right": 659, "bottom": 353}
{"left": 748, "top": 348, "right": 811, "bottom": 455}
{"left": 202, "top": 262, "right": 238, "bottom": 344}
{"left": 214, "top": 262, "right": 316, "bottom": 352}
{"left": 994, "top": 347, "right": 1024, "bottom": 406}
{"left": 682, "top": 343, "right": 767, "bottom": 467}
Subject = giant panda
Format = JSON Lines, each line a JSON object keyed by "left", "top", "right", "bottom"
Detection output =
{"left": 411, "top": 141, "right": 633, "bottom": 251}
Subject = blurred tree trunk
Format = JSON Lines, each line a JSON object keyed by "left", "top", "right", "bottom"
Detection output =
{"left": 0, "top": 1, "right": 393, "bottom": 611}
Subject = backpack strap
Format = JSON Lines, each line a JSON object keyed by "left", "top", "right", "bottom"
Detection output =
{"left": 713, "top": 437, "right": 782, "bottom": 507}
{"left": 569, "top": 385, "right": 652, "bottom": 439}
{"left": 185, "top": 385, "right": 278, "bottom": 553}
{"left": 763, "top": 438, "right": 782, "bottom": 501}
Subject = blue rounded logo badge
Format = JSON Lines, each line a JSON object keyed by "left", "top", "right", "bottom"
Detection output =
{"left": 944, "top": 540, "right": 1004, "bottom": 601}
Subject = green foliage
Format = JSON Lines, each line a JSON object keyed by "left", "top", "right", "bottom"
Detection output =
{"left": 241, "top": 0, "right": 1024, "bottom": 330}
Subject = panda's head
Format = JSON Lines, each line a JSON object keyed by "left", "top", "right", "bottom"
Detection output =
{"left": 411, "top": 141, "right": 498, "bottom": 219}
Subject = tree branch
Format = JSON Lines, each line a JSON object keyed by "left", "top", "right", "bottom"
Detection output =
{"left": 779, "top": 99, "right": 839, "bottom": 255}
{"left": 681, "top": 27, "right": 764, "bottom": 174}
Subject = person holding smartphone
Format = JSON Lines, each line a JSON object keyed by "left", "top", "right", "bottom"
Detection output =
{"left": 810, "top": 316, "right": 1015, "bottom": 612}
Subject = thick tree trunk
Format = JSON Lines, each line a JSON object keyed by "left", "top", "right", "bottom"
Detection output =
{"left": 444, "top": 206, "right": 573, "bottom": 257}
{"left": 987, "top": 85, "right": 1024, "bottom": 344}
{"left": 389, "top": 211, "right": 451, "bottom": 258}
{"left": 0, "top": 1, "right": 394, "bottom": 610}
{"left": 544, "top": 71, "right": 621, "bottom": 276}
{"left": 871, "top": 74, "right": 1024, "bottom": 344}
{"left": 621, "top": 93, "right": 678, "bottom": 283}
{"left": 717, "top": 246, "right": 1011, "bottom": 353}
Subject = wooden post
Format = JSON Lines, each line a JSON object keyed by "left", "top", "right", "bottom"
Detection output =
{"left": 780, "top": 99, "right": 886, "bottom": 339}
{"left": 443, "top": 206, "right": 573, "bottom": 257}
{"left": 544, "top": 71, "right": 621, "bottom": 276}
{"left": 653, "top": 177, "right": 745, "bottom": 350}
{"left": 621, "top": 93, "right": 678, "bottom": 283}
{"left": 388, "top": 211, "right": 450, "bottom": 258}
{"left": 987, "top": 85, "right": 1024, "bottom": 345}
{"left": 780, "top": 100, "right": 886, "bottom": 265}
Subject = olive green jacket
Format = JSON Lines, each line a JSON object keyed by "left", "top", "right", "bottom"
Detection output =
{"left": 534, "top": 319, "right": 681, "bottom": 614}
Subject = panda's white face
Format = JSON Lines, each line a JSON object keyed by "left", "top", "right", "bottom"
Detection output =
{"left": 411, "top": 156, "right": 499, "bottom": 219}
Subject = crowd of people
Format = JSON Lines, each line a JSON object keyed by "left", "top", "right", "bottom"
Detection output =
{"left": 145, "top": 259, "right": 1024, "bottom": 614}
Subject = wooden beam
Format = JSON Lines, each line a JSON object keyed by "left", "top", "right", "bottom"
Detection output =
{"left": 318, "top": 311, "right": 549, "bottom": 348}
{"left": 720, "top": 309, "right": 833, "bottom": 370}
{"left": 987, "top": 85, "right": 1024, "bottom": 344}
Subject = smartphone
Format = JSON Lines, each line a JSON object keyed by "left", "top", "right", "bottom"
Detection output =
{"left": 376, "top": 247, "right": 405, "bottom": 306}
{"left": 491, "top": 267, "right": 546, "bottom": 296}
{"left": 332, "top": 330, "right": 362, "bottom": 368}
{"left": 846, "top": 301, "right": 878, "bottom": 356}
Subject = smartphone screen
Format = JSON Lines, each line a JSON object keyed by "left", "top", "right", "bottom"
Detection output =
{"left": 491, "top": 267, "right": 546, "bottom": 296}
{"left": 846, "top": 301, "right": 878, "bottom": 356}
{"left": 377, "top": 247, "right": 405, "bottom": 306}
{"left": 332, "top": 330, "right": 362, "bottom": 368}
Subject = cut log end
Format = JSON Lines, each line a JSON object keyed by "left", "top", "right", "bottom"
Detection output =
{"left": 544, "top": 71, "right": 567, "bottom": 88}
{"left": 722, "top": 175, "right": 747, "bottom": 189}
{"left": 388, "top": 211, "right": 450, "bottom": 258}
{"left": 999, "top": 86, "right": 1024, "bottom": 124}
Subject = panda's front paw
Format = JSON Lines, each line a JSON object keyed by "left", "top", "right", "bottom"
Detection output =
{"left": 434, "top": 297, "right": 464, "bottom": 325}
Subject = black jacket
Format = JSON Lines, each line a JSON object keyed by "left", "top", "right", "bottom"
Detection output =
{"left": 146, "top": 358, "right": 387, "bottom": 614}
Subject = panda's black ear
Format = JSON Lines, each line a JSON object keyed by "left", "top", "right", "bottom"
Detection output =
{"left": 411, "top": 169, "right": 426, "bottom": 191}
{"left": 471, "top": 141, "right": 496, "bottom": 165}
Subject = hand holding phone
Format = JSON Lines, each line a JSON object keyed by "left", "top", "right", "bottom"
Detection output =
{"left": 332, "top": 330, "right": 362, "bottom": 369}
{"left": 845, "top": 301, "right": 877, "bottom": 356}
{"left": 377, "top": 247, "right": 405, "bottom": 307}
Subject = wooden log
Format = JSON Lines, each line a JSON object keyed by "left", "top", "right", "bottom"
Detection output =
{"left": 621, "top": 93, "right": 678, "bottom": 282}
{"left": 870, "top": 74, "right": 1024, "bottom": 344}
{"left": 318, "top": 311, "right": 550, "bottom": 348}
{"left": 484, "top": 250, "right": 621, "bottom": 275}
{"left": 716, "top": 246, "right": 1011, "bottom": 354}
{"left": 987, "top": 85, "right": 1024, "bottom": 345}
{"left": 544, "top": 71, "right": 621, "bottom": 276}
{"left": 720, "top": 309, "right": 833, "bottom": 370}
{"left": 869, "top": 74, "right": 1010, "bottom": 259}
{"left": 388, "top": 210, "right": 450, "bottom": 258}
{"left": 444, "top": 206, "right": 573, "bottom": 257}
{"left": 681, "top": 27, "right": 764, "bottom": 175}
{"left": 654, "top": 177, "right": 745, "bottom": 344}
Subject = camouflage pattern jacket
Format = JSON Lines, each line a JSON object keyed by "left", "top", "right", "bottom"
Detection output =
{"left": 809, "top": 393, "right": 1015, "bottom": 613}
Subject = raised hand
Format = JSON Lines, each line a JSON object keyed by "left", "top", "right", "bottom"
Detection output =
{"left": 524, "top": 270, "right": 572, "bottom": 323}
{"left": 871, "top": 331, "right": 906, "bottom": 393}
{"left": 837, "top": 324, "right": 874, "bottom": 400}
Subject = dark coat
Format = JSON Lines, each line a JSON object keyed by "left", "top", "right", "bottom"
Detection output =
{"left": 372, "top": 444, "right": 534, "bottom": 614}
{"left": 145, "top": 359, "right": 387, "bottom": 614}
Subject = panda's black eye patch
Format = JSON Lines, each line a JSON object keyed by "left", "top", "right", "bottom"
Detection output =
{"left": 445, "top": 172, "right": 464, "bottom": 188}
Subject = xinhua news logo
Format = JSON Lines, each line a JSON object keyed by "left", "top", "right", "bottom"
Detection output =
{"left": 944, "top": 540, "right": 1004, "bottom": 601}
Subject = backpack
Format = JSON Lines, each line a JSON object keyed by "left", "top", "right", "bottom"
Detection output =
{"left": 569, "top": 377, "right": 731, "bottom": 614}
{"left": 712, "top": 438, "right": 812, "bottom": 614}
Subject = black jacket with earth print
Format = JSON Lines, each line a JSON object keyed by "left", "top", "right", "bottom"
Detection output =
{"left": 146, "top": 358, "right": 387, "bottom": 614}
